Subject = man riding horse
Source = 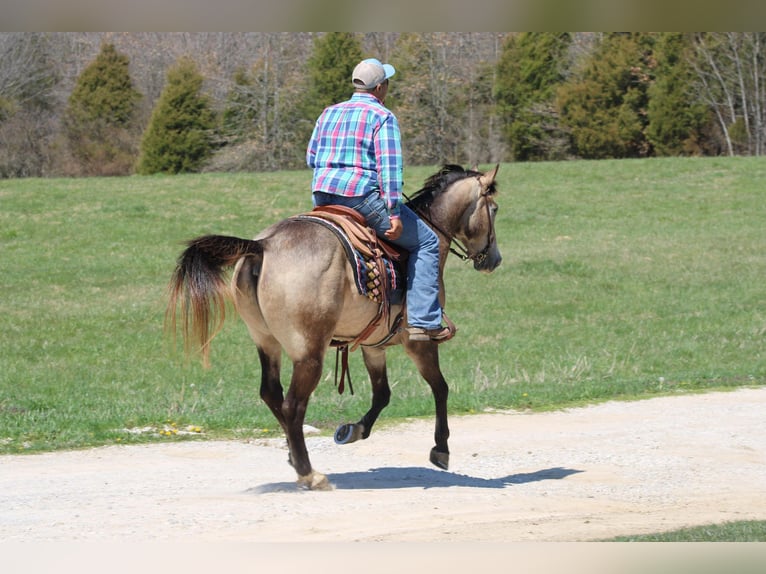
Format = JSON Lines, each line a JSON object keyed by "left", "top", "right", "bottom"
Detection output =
{"left": 307, "top": 57, "right": 453, "bottom": 343}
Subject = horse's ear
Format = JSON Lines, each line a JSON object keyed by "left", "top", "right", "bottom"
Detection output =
{"left": 480, "top": 163, "right": 500, "bottom": 187}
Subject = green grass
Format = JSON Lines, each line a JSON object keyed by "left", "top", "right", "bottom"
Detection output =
{"left": 1, "top": 157, "right": 764, "bottom": 454}
{"left": 604, "top": 519, "right": 766, "bottom": 541}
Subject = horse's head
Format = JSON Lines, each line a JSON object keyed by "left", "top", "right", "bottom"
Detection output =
{"left": 409, "top": 164, "right": 502, "bottom": 273}
{"left": 461, "top": 164, "right": 502, "bottom": 272}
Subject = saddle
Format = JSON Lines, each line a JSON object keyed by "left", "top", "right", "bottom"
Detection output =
{"left": 309, "top": 205, "right": 402, "bottom": 262}
{"left": 293, "top": 205, "right": 407, "bottom": 394}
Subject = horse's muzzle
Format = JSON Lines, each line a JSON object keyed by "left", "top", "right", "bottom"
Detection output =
{"left": 474, "top": 251, "right": 502, "bottom": 273}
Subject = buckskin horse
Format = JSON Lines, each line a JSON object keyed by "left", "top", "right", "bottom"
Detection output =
{"left": 166, "top": 164, "right": 502, "bottom": 490}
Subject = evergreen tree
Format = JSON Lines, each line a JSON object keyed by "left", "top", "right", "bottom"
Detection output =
{"left": 137, "top": 57, "right": 215, "bottom": 174}
{"left": 646, "top": 34, "right": 709, "bottom": 156}
{"left": 297, "top": 33, "right": 363, "bottom": 149}
{"left": 304, "top": 33, "right": 363, "bottom": 116}
{"left": 64, "top": 42, "right": 142, "bottom": 175}
{"left": 494, "top": 33, "right": 572, "bottom": 160}
{"left": 557, "top": 33, "right": 656, "bottom": 159}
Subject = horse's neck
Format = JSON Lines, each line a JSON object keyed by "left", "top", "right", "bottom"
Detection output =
{"left": 431, "top": 181, "right": 475, "bottom": 239}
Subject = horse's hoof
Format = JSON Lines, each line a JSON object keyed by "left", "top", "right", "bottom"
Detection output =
{"left": 334, "top": 423, "right": 364, "bottom": 444}
{"left": 297, "top": 471, "right": 333, "bottom": 491}
{"left": 429, "top": 447, "right": 449, "bottom": 470}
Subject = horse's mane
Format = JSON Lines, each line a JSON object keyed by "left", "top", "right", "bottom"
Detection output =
{"left": 404, "top": 164, "right": 495, "bottom": 211}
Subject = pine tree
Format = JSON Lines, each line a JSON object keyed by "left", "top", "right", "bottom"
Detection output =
{"left": 137, "top": 57, "right": 215, "bottom": 174}
{"left": 304, "top": 33, "right": 363, "bottom": 115}
{"left": 64, "top": 43, "right": 142, "bottom": 175}
{"left": 296, "top": 33, "right": 363, "bottom": 149}
{"left": 646, "top": 34, "right": 709, "bottom": 156}
{"left": 494, "top": 33, "right": 572, "bottom": 160}
{"left": 557, "top": 33, "right": 656, "bottom": 159}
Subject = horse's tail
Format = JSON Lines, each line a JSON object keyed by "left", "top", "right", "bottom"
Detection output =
{"left": 165, "top": 234, "right": 264, "bottom": 367}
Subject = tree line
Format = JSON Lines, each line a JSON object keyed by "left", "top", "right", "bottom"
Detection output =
{"left": 1, "top": 32, "right": 764, "bottom": 178}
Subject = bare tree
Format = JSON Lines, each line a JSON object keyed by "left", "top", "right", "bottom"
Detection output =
{"left": 392, "top": 32, "right": 508, "bottom": 167}
{"left": 0, "top": 33, "right": 59, "bottom": 177}
{"left": 0, "top": 33, "right": 58, "bottom": 110}
{"left": 691, "top": 32, "right": 766, "bottom": 156}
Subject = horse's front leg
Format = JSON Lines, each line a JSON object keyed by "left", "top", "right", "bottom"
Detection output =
{"left": 404, "top": 341, "right": 450, "bottom": 470}
{"left": 334, "top": 347, "right": 391, "bottom": 444}
{"left": 282, "top": 357, "right": 332, "bottom": 490}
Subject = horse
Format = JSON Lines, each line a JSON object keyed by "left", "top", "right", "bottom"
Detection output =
{"left": 166, "top": 164, "right": 502, "bottom": 490}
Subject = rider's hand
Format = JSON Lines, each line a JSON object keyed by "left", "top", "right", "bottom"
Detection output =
{"left": 385, "top": 217, "right": 403, "bottom": 240}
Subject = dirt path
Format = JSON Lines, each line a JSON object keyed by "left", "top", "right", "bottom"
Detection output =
{"left": 2, "top": 388, "right": 765, "bottom": 542}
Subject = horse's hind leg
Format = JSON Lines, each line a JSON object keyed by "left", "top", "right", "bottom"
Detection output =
{"left": 257, "top": 339, "right": 330, "bottom": 491}
{"left": 256, "top": 342, "right": 287, "bottom": 432}
{"left": 404, "top": 342, "right": 450, "bottom": 470}
{"left": 334, "top": 347, "right": 391, "bottom": 445}
{"left": 282, "top": 356, "right": 331, "bottom": 490}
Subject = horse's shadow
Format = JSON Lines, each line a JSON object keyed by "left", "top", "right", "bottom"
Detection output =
{"left": 247, "top": 466, "right": 582, "bottom": 494}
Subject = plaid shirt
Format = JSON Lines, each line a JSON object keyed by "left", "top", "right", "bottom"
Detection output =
{"left": 307, "top": 92, "right": 403, "bottom": 217}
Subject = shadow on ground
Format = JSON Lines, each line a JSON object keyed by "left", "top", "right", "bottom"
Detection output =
{"left": 247, "top": 466, "right": 582, "bottom": 494}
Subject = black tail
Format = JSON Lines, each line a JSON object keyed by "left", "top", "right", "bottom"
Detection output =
{"left": 166, "top": 235, "right": 263, "bottom": 366}
{"left": 180, "top": 234, "right": 263, "bottom": 270}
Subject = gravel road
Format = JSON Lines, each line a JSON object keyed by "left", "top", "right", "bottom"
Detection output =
{"left": 2, "top": 387, "right": 765, "bottom": 543}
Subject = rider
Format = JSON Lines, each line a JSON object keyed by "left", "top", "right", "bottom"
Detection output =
{"left": 307, "top": 57, "right": 453, "bottom": 342}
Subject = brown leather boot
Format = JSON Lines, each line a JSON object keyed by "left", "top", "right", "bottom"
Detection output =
{"left": 406, "top": 325, "right": 455, "bottom": 343}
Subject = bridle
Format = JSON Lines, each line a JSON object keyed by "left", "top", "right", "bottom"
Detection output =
{"left": 405, "top": 176, "right": 496, "bottom": 265}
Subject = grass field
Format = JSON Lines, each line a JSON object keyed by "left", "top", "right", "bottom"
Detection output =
{"left": 604, "top": 519, "right": 766, "bottom": 542}
{"left": 1, "top": 157, "right": 764, "bottom": 454}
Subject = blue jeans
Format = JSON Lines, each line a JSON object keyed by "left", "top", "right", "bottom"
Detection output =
{"left": 313, "top": 191, "right": 443, "bottom": 329}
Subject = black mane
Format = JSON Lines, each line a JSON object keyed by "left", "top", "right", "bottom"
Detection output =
{"left": 405, "top": 164, "right": 488, "bottom": 211}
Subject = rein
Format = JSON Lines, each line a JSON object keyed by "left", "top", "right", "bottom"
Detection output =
{"left": 405, "top": 176, "right": 496, "bottom": 265}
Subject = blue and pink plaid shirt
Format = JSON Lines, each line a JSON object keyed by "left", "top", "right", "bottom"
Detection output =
{"left": 307, "top": 92, "right": 403, "bottom": 217}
